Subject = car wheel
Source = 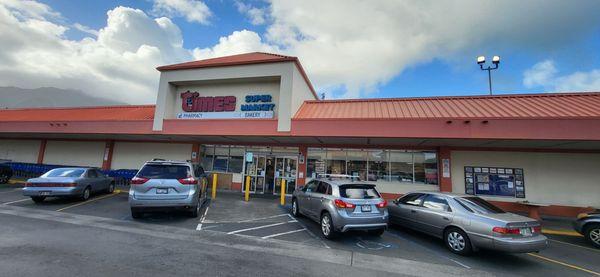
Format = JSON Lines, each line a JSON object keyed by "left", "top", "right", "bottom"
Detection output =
{"left": 81, "top": 187, "right": 91, "bottom": 201}
{"left": 291, "top": 198, "right": 301, "bottom": 217}
{"left": 0, "top": 175, "right": 8, "bottom": 184}
{"left": 31, "top": 196, "right": 45, "bottom": 203}
{"left": 189, "top": 204, "right": 200, "bottom": 218}
{"left": 320, "top": 212, "right": 337, "bottom": 239}
{"left": 131, "top": 209, "right": 142, "bottom": 219}
{"left": 107, "top": 183, "right": 115, "bottom": 194}
{"left": 444, "top": 227, "right": 472, "bottom": 255}
{"left": 584, "top": 223, "right": 600, "bottom": 248}
{"left": 368, "top": 228, "right": 385, "bottom": 237}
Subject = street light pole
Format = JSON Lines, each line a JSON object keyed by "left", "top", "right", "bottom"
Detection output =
{"left": 477, "top": 55, "right": 500, "bottom": 95}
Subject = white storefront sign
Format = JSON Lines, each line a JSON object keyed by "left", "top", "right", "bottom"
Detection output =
{"left": 177, "top": 111, "right": 274, "bottom": 119}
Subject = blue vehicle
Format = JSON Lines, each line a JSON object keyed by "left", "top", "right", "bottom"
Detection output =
{"left": 23, "top": 167, "right": 115, "bottom": 203}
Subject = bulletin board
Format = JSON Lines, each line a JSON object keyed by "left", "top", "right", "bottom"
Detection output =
{"left": 464, "top": 166, "right": 525, "bottom": 198}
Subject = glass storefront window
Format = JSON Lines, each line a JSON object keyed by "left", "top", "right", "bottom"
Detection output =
{"left": 201, "top": 145, "right": 215, "bottom": 171}
{"left": 347, "top": 150, "right": 367, "bottom": 181}
{"left": 389, "top": 151, "right": 413, "bottom": 183}
{"left": 307, "top": 149, "right": 326, "bottom": 178}
{"left": 213, "top": 146, "right": 229, "bottom": 172}
{"left": 415, "top": 152, "right": 438, "bottom": 185}
{"left": 228, "top": 146, "right": 244, "bottom": 173}
{"left": 326, "top": 149, "right": 346, "bottom": 175}
{"left": 367, "top": 150, "right": 388, "bottom": 182}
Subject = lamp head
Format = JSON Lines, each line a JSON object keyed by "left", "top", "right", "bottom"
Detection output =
{"left": 477, "top": 56, "right": 486, "bottom": 65}
{"left": 492, "top": 55, "right": 500, "bottom": 65}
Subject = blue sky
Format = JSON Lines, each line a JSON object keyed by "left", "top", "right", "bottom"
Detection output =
{"left": 3, "top": 0, "right": 600, "bottom": 103}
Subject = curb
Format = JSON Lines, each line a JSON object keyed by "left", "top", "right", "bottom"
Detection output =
{"left": 542, "top": 228, "right": 583, "bottom": 237}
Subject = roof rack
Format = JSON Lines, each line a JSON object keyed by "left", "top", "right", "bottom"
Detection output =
{"left": 317, "top": 174, "right": 361, "bottom": 181}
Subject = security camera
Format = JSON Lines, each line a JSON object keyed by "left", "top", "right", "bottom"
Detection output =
{"left": 492, "top": 55, "right": 500, "bottom": 65}
{"left": 477, "top": 56, "right": 486, "bottom": 65}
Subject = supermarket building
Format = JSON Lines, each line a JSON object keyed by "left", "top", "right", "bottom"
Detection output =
{"left": 1, "top": 52, "right": 599, "bottom": 217}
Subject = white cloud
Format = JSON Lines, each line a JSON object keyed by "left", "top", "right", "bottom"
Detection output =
{"left": 192, "top": 30, "right": 278, "bottom": 59}
{"left": 151, "top": 0, "right": 211, "bottom": 24}
{"left": 524, "top": 60, "right": 600, "bottom": 92}
{"left": 235, "top": 1, "right": 267, "bottom": 25}
{"left": 523, "top": 60, "right": 558, "bottom": 88}
{"left": 201, "top": 0, "right": 600, "bottom": 98}
{"left": 73, "top": 23, "right": 99, "bottom": 36}
{"left": 0, "top": 2, "right": 193, "bottom": 104}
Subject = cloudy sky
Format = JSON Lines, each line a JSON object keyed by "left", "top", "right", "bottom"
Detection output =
{"left": 1, "top": 0, "right": 600, "bottom": 104}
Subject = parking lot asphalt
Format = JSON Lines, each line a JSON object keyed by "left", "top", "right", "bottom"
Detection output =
{"left": 2, "top": 184, "right": 600, "bottom": 276}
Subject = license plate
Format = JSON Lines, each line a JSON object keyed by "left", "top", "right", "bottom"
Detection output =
{"left": 361, "top": 205, "right": 372, "bottom": 212}
{"left": 520, "top": 228, "right": 532, "bottom": 236}
{"left": 39, "top": 191, "right": 50, "bottom": 196}
{"left": 156, "top": 188, "right": 168, "bottom": 194}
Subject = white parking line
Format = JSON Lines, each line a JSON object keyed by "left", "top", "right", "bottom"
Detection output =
{"left": 227, "top": 220, "right": 296, "bottom": 235}
{"left": 196, "top": 206, "right": 210, "bottom": 231}
{"left": 237, "top": 213, "right": 289, "bottom": 223}
{"left": 2, "top": 198, "right": 30, "bottom": 205}
{"left": 261, "top": 228, "right": 306, "bottom": 239}
{"left": 287, "top": 214, "right": 331, "bottom": 249}
{"left": 386, "top": 230, "right": 471, "bottom": 269}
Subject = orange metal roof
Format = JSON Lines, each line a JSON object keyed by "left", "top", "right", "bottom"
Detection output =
{"left": 156, "top": 52, "right": 297, "bottom": 71}
{"left": 0, "top": 105, "right": 155, "bottom": 121}
{"left": 294, "top": 92, "right": 600, "bottom": 119}
{"left": 156, "top": 52, "right": 318, "bottom": 99}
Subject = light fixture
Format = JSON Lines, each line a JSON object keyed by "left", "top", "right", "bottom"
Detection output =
{"left": 476, "top": 55, "right": 501, "bottom": 95}
{"left": 477, "top": 56, "right": 486, "bottom": 64}
{"left": 492, "top": 55, "right": 500, "bottom": 65}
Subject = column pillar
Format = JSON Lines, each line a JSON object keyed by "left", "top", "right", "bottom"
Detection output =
{"left": 297, "top": 146, "right": 308, "bottom": 186}
{"left": 37, "top": 139, "right": 47, "bottom": 164}
{"left": 101, "top": 141, "right": 115, "bottom": 170}
{"left": 191, "top": 143, "right": 201, "bottom": 163}
{"left": 438, "top": 147, "right": 452, "bottom": 192}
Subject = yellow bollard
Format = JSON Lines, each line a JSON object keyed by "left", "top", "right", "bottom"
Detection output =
{"left": 280, "top": 179, "right": 286, "bottom": 206}
{"left": 244, "top": 176, "right": 251, "bottom": 202}
{"left": 211, "top": 173, "right": 217, "bottom": 199}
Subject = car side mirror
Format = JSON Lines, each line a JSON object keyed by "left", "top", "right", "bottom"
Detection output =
{"left": 392, "top": 199, "right": 399, "bottom": 205}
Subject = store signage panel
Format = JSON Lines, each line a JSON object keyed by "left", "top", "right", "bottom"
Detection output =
{"left": 178, "top": 91, "right": 275, "bottom": 119}
{"left": 464, "top": 166, "right": 525, "bottom": 198}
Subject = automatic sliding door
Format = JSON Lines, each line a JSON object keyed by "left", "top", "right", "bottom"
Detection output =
{"left": 274, "top": 157, "right": 298, "bottom": 195}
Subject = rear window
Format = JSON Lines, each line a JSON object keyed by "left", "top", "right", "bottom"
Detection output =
{"left": 456, "top": 196, "right": 505, "bottom": 214}
{"left": 339, "top": 184, "right": 380, "bottom": 199}
{"left": 42, "top": 168, "right": 85, "bottom": 178}
{"left": 137, "top": 164, "right": 190, "bottom": 179}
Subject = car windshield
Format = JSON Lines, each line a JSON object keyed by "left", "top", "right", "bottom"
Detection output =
{"left": 339, "top": 184, "right": 380, "bottom": 199}
{"left": 42, "top": 168, "right": 85, "bottom": 178}
{"left": 137, "top": 164, "right": 190, "bottom": 179}
{"left": 456, "top": 196, "right": 505, "bottom": 214}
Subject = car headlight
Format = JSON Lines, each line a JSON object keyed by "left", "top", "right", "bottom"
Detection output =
{"left": 577, "top": 213, "right": 589, "bottom": 219}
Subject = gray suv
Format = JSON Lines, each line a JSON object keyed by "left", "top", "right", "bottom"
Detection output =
{"left": 129, "top": 160, "right": 208, "bottom": 219}
{"left": 291, "top": 176, "right": 388, "bottom": 239}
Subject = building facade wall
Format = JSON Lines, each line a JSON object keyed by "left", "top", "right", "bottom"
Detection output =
{"left": 43, "top": 140, "right": 105, "bottom": 167}
{"left": 0, "top": 139, "right": 41, "bottom": 163}
{"left": 451, "top": 150, "right": 600, "bottom": 208}
{"left": 111, "top": 142, "right": 192, "bottom": 170}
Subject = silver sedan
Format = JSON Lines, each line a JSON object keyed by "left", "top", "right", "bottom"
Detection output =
{"left": 388, "top": 191, "right": 547, "bottom": 255}
{"left": 23, "top": 167, "right": 115, "bottom": 203}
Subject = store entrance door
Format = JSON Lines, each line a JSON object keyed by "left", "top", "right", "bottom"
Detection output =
{"left": 274, "top": 157, "right": 298, "bottom": 196}
{"left": 243, "top": 155, "right": 297, "bottom": 195}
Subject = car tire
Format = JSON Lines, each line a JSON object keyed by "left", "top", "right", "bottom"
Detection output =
{"left": 291, "top": 198, "right": 301, "bottom": 217}
{"left": 0, "top": 175, "right": 8, "bottom": 184}
{"left": 131, "top": 209, "right": 142, "bottom": 219}
{"left": 368, "top": 228, "right": 385, "bottom": 237}
{"left": 320, "top": 212, "right": 337, "bottom": 239}
{"left": 31, "top": 196, "right": 45, "bottom": 203}
{"left": 189, "top": 204, "right": 200, "bottom": 218}
{"left": 107, "top": 183, "right": 115, "bottom": 194}
{"left": 584, "top": 223, "right": 600, "bottom": 248}
{"left": 81, "top": 187, "right": 91, "bottom": 201}
{"left": 444, "top": 227, "right": 472, "bottom": 255}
